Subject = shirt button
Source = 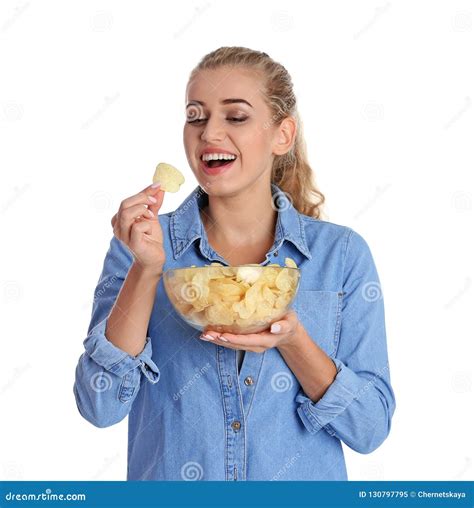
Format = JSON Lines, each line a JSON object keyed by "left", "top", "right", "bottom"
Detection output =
{"left": 244, "top": 376, "right": 254, "bottom": 386}
{"left": 273, "top": 251, "right": 278, "bottom": 256}
{"left": 231, "top": 420, "right": 241, "bottom": 432}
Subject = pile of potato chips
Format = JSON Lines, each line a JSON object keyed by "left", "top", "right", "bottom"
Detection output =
{"left": 163, "top": 258, "right": 300, "bottom": 333}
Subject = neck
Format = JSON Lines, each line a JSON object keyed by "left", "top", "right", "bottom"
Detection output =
{"left": 200, "top": 182, "right": 277, "bottom": 247}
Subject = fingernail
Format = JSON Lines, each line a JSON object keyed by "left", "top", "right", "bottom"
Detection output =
{"left": 218, "top": 335, "right": 229, "bottom": 342}
{"left": 148, "top": 195, "right": 157, "bottom": 203}
{"left": 147, "top": 209, "right": 155, "bottom": 218}
{"left": 151, "top": 182, "right": 161, "bottom": 189}
{"left": 270, "top": 323, "right": 281, "bottom": 333}
{"left": 200, "top": 334, "right": 215, "bottom": 341}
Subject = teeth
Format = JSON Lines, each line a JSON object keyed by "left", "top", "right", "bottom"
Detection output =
{"left": 201, "top": 153, "right": 237, "bottom": 162}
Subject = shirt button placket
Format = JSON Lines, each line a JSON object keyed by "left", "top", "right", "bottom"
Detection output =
{"left": 231, "top": 420, "right": 241, "bottom": 432}
{"left": 219, "top": 349, "right": 246, "bottom": 481}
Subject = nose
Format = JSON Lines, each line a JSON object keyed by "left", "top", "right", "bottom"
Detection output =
{"left": 200, "top": 116, "right": 226, "bottom": 143}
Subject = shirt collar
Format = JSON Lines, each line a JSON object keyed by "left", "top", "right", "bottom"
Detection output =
{"left": 170, "top": 183, "right": 312, "bottom": 262}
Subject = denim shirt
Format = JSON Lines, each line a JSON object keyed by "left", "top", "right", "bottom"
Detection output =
{"left": 73, "top": 183, "right": 396, "bottom": 481}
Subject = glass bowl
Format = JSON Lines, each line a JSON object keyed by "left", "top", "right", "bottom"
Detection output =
{"left": 163, "top": 263, "right": 301, "bottom": 334}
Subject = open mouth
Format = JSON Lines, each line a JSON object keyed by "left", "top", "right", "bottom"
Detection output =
{"left": 200, "top": 153, "right": 237, "bottom": 170}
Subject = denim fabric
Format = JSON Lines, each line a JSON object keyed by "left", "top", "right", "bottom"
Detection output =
{"left": 73, "top": 183, "right": 396, "bottom": 480}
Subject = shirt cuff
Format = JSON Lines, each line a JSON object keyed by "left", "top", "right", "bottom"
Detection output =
{"left": 295, "top": 357, "right": 359, "bottom": 434}
{"left": 83, "top": 317, "right": 160, "bottom": 384}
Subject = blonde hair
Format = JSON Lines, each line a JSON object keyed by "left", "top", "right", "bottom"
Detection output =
{"left": 188, "top": 46, "right": 326, "bottom": 219}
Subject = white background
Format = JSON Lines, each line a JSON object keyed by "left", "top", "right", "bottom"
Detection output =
{"left": 0, "top": 0, "right": 473, "bottom": 481}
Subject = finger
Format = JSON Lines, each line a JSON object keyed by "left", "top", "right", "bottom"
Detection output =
{"left": 121, "top": 203, "right": 155, "bottom": 221}
{"left": 146, "top": 212, "right": 164, "bottom": 245}
{"left": 201, "top": 336, "right": 251, "bottom": 351}
{"left": 199, "top": 333, "right": 267, "bottom": 352}
{"left": 117, "top": 203, "right": 155, "bottom": 244}
{"left": 269, "top": 310, "right": 298, "bottom": 334}
{"left": 147, "top": 188, "right": 165, "bottom": 216}
{"left": 200, "top": 331, "right": 233, "bottom": 346}
{"left": 211, "top": 341, "right": 266, "bottom": 354}
{"left": 119, "top": 183, "right": 162, "bottom": 213}
{"left": 222, "top": 333, "right": 275, "bottom": 349}
{"left": 129, "top": 218, "right": 153, "bottom": 253}
{"left": 204, "top": 331, "right": 273, "bottom": 349}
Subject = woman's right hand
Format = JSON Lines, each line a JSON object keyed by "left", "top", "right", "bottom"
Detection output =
{"left": 111, "top": 183, "right": 165, "bottom": 277}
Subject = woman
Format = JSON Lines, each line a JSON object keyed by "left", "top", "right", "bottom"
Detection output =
{"left": 73, "top": 46, "right": 396, "bottom": 481}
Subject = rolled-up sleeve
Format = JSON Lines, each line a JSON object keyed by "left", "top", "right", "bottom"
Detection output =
{"left": 73, "top": 236, "right": 160, "bottom": 428}
{"left": 296, "top": 229, "right": 396, "bottom": 454}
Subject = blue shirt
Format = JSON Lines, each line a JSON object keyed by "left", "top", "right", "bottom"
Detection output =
{"left": 73, "top": 183, "right": 396, "bottom": 481}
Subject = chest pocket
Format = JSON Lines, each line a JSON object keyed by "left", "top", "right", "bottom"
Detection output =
{"left": 294, "top": 290, "right": 343, "bottom": 358}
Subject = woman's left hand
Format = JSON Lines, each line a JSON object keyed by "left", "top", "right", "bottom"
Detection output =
{"left": 199, "top": 310, "right": 302, "bottom": 353}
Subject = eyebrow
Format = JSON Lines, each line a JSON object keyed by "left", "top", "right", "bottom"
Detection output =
{"left": 186, "top": 98, "right": 253, "bottom": 108}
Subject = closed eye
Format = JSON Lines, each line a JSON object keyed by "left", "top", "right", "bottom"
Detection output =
{"left": 186, "top": 117, "right": 248, "bottom": 125}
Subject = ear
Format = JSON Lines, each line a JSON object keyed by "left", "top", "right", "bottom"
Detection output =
{"left": 272, "top": 116, "right": 297, "bottom": 156}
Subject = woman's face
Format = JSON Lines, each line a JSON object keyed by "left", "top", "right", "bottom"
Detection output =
{"left": 183, "top": 66, "right": 291, "bottom": 195}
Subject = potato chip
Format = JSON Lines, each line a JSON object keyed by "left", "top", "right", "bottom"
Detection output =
{"left": 152, "top": 162, "right": 185, "bottom": 193}
{"left": 262, "top": 285, "right": 277, "bottom": 306}
{"left": 275, "top": 268, "right": 293, "bottom": 292}
{"left": 163, "top": 257, "right": 300, "bottom": 334}
{"left": 205, "top": 302, "right": 234, "bottom": 325}
{"left": 236, "top": 266, "right": 263, "bottom": 284}
{"left": 232, "top": 299, "right": 255, "bottom": 320}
